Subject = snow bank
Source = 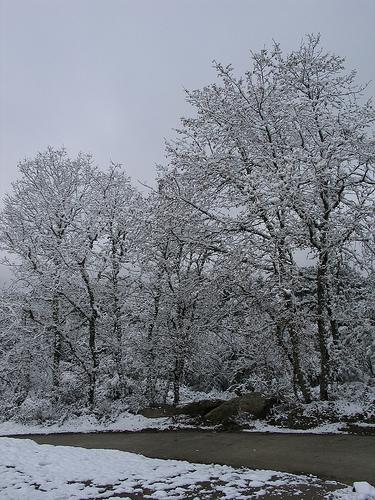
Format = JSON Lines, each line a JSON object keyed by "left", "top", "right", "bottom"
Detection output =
{"left": 0, "top": 437, "right": 352, "bottom": 499}
{"left": 0, "top": 411, "right": 170, "bottom": 436}
{"left": 352, "top": 482, "right": 375, "bottom": 499}
{"left": 245, "top": 421, "right": 346, "bottom": 434}
{"left": 0, "top": 411, "right": 364, "bottom": 437}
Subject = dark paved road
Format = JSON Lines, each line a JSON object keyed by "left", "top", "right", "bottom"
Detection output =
{"left": 12, "top": 430, "right": 375, "bottom": 485}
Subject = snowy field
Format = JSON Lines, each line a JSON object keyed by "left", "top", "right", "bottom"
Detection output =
{"left": 0, "top": 437, "right": 367, "bottom": 499}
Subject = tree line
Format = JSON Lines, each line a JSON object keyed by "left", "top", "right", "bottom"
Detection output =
{"left": 0, "top": 35, "right": 374, "bottom": 420}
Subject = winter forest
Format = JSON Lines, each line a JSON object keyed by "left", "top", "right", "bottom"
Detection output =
{"left": 1, "top": 35, "right": 375, "bottom": 424}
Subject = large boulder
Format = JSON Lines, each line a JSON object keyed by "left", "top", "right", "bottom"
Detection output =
{"left": 204, "top": 398, "right": 239, "bottom": 424}
{"left": 237, "top": 392, "right": 275, "bottom": 418}
{"left": 139, "top": 393, "right": 274, "bottom": 425}
{"left": 139, "top": 399, "right": 226, "bottom": 419}
{"left": 139, "top": 405, "right": 180, "bottom": 418}
{"left": 205, "top": 392, "right": 274, "bottom": 424}
{"left": 178, "top": 399, "right": 226, "bottom": 417}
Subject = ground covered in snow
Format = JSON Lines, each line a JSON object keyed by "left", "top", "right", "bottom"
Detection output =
{"left": 267, "top": 396, "right": 375, "bottom": 433}
{"left": 0, "top": 409, "right": 371, "bottom": 438}
{"left": 1, "top": 384, "right": 374, "bottom": 437}
{"left": 0, "top": 412, "right": 171, "bottom": 437}
{"left": 0, "top": 437, "right": 363, "bottom": 499}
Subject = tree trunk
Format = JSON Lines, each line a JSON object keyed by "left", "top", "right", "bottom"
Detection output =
{"left": 80, "top": 262, "right": 98, "bottom": 408}
{"left": 172, "top": 356, "right": 184, "bottom": 406}
{"left": 316, "top": 252, "right": 330, "bottom": 400}
{"left": 88, "top": 314, "right": 98, "bottom": 408}
{"left": 277, "top": 240, "right": 311, "bottom": 403}
{"left": 112, "top": 267, "right": 125, "bottom": 396}
{"left": 275, "top": 321, "right": 311, "bottom": 403}
{"left": 289, "top": 324, "right": 312, "bottom": 403}
{"left": 146, "top": 293, "right": 161, "bottom": 405}
{"left": 52, "top": 293, "right": 61, "bottom": 391}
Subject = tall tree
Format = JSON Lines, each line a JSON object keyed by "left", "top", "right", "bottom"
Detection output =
{"left": 164, "top": 35, "right": 375, "bottom": 400}
{"left": 0, "top": 147, "right": 95, "bottom": 397}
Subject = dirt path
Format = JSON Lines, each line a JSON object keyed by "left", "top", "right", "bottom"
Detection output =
{"left": 12, "top": 430, "right": 375, "bottom": 485}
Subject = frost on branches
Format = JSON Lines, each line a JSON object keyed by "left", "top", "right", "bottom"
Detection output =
{"left": 0, "top": 35, "right": 374, "bottom": 422}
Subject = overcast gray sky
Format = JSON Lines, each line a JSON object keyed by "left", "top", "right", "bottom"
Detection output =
{"left": 1, "top": 0, "right": 374, "bottom": 281}
{"left": 1, "top": 0, "right": 375, "bottom": 197}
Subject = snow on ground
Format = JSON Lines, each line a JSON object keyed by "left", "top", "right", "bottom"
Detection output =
{"left": 351, "top": 482, "right": 375, "bottom": 499}
{"left": 245, "top": 421, "right": 347, "bottom": 434}
{"left": 0, "top": 412, "right": 360, "bottom": 437}
{"left": 288, "top": 398, "right": 374, "bottom": 423}
{"left": 0, "top": 437, "right": 356, "bottom": 499}
{"left": 0, "top": 412, "right": 171, "bottom": 436}
{"left": 1, "top": 384, "right": 373, "bottom": 437}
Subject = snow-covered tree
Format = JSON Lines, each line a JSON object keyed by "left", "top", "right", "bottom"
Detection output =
{"left": 164, "top": 35, "right": 375, "bottom": 400}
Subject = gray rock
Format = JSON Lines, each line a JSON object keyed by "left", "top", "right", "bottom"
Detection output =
{"left": 139, "top": 393, "right": 274, "bottom": 424}
{"left": 178, "top": 399, "right": 225, "bottom": 417}
{"left": 205, "top": 392, "right": 274, "bottom": 424}
{"left": 204, "top": 398, "right": 240, "bottom": 424}
{"left": 139, "top": 405, "right": 180, "bottom": 418}
{"left": 139, "top": 399, "right": 226, "bottom": 419}
{"left": 238, "top": 392, "right": 275, "bottom": 418}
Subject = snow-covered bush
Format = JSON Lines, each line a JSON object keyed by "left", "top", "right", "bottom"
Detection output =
{"left": 18, "top": 397, "right": 54, "bottom": 423}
